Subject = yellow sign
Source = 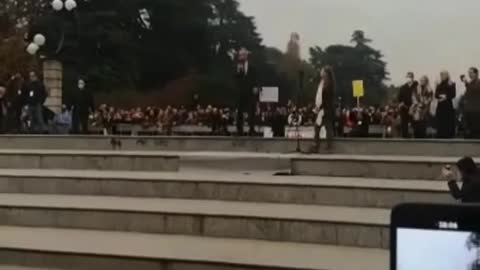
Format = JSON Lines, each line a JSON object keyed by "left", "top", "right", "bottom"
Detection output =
{"left": 353, "top": 80, "right": 364, "bottom": 97}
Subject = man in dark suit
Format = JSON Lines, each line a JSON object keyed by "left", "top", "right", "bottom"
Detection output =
{"left": 235, "top": 47, "right": 258, "bottom": 136}
{"left": 398, "top": 72, "right": 418, "bottom": 138}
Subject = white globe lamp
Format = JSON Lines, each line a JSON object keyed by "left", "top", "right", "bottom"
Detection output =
{"left": 52, "top": 0, "right": 64, "bottom": 11}
{"left": 65, "top": 0, "right": 77, "bottom": 11}
{"left": 26, "top": 43, "right": 40, "bottom": 55}
{"left": 33, "top": 34, "right": 46, "bottom": 46}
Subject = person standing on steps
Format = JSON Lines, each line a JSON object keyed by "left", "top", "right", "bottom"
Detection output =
{"left": 311, "top": 66, "right": 336, "bottom": 153}
{"left": 410, "top": 75, "right": 433, "bottom": 138}
{"left": 235, "top": 47, "right": 258, "bottom": 137}
{"left": 398, "top": 72, "right": 418, "bottom": 138}
{"left": 463, "top": 67, "right": 480, "bottom": 138}
{"left": 6, "top": 73, "right": 25, "bottom": 133}
{"left": 71, "top": 78, "right": 94, "bottom": 134}
{"left": 435, "top": 70, "right": 456, "bottom": 138}
{"left": 23, "top": 71, "right": 47, "bottom": 133}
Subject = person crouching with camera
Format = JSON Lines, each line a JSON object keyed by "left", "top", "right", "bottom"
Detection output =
{"left": 442, "top": 157, "right": 480, "bottom": 203}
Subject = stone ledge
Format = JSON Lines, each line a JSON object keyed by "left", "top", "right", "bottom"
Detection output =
{"left": 0, "top": 153, "right": 178, "bottom": 171}
{"left": 291, "top": 157, "right": 461, "bottom": 180}
{"left": 0, "top": 174, "right": 452, "bottom": 208}
{"left": 0, "top": 194, "right": 389, "bottom": 225}
{"left": 0, "top": 136, "right": 478, "bottom": 156}
{"left": 0, "top": 226, "right": 388, "bottom": 270}
{"left": 0, "top": 194, "right": 390, "bottom": 248}
{"left": 0, "top": 168, "right": 449, "bottom": 191}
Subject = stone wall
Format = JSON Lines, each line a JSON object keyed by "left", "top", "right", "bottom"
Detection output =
{"left": 43, "top": 60, "right": 63, "bottom": 113}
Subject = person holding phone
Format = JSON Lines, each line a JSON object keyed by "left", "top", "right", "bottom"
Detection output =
{"left": 435, "top": 70, "right": 456, "bottom": 138}
{"left": 444, "top": 157, "right": 480, "bottom": 203}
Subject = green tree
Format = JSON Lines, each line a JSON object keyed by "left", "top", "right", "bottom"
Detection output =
{"left": 16, "top": 0, "right": 283, "bottom": 106}
{"left": 309, "top": 30, "right": 389, "bottom": 106}
{"left": 0, "top": 0, "right": 38, "bottom": 81}
{"left": 351, "top": 30, "right": 372, "bottom": 46}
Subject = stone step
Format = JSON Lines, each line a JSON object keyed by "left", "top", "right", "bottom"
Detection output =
{"left": 0, "top": 150, "right": 178, "bottom": 171}
{"left": 177, "top": 151, "right": 293, "bottom": 171}
{"left": 0, "top": 194, "right": 389, "bottom": 249}
{"left": 0, "top": 169, "right": 453, "bottom": 208}
{"left": 0, "top": 135, "right": 479, "bottom": 157}
{"left": 0, "top": 226, "right": 388, "bottom": 270}
{"left": 291, "top": 154, "right": 469, "bottom": 180}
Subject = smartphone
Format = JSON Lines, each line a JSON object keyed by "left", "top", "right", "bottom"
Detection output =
{"left": 391, "top": 203, "right": 480, "bottom": 270}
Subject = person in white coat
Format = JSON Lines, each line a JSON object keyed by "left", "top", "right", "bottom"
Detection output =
{"left": 311, "top": 66, "right": 336, "bottom": 153}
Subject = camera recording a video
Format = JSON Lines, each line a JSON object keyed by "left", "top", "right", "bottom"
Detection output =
{"left": 3, "top": 1, "right": 480, "bottom": 270}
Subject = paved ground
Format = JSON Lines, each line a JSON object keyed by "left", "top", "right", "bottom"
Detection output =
{"left": 0, "top": 226, "right": 388, "bottom": 270}
{"left": 0, "top": 168, "right": 449, "bottom": 192}
{"left": 0, "top": 194, "right": 389, "bottom": 225}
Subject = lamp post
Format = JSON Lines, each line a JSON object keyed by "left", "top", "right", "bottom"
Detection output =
{"left": 26, "top": 0, "right": 78, "bottom": 113}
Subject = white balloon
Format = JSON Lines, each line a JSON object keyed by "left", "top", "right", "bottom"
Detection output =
{"left": 33, "top": 34, "right": 46, "bottom": 46}
{"left": 65, "top": 0, "right": 77, "bottom": 11}
{"left": 51, "top": 0, "right": 63, "bottom": 11}
{"left": 26, "top": 43, "right": 39, "bottom": 55}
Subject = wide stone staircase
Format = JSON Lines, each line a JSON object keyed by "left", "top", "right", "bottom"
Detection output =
{"left": 0, "top": 136, "right": 467, "bottom": 270}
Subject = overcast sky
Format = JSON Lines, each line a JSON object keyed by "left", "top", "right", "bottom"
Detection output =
{"left": 238, "top": 0, "right": 480, "bottom": 85}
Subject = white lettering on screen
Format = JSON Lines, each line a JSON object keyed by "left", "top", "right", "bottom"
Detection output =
{"left": 437, "top": 221, "right": 458, "bottom": 230}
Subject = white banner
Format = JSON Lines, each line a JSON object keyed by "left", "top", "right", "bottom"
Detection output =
{"left": 260, "top": 87, "right": 279, "bottom": 103}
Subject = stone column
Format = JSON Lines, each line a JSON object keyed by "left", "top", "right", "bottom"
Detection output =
{"left": 43, "top": 60, "right": 63, "bottom": 113}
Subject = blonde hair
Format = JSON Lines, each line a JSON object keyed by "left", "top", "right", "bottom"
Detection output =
{"left": 419, "top": 75, "right": 433, "bottom": 93}
{"left": 420, "top": 75, "right": 430, "bottom": 85}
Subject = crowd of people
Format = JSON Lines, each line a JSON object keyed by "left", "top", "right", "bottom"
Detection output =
{"left": 0, "top": 72, "right": 94, "bottom": 134}
{"left": 87, "top": 101, "right": 387, "bottom": 137}
{"left": 73, "top": 67, "right": 480, "bottom": 139}
{"left": 83, "top": 102, "right": 441, "bottom": 138}
{"left": 1, "top": 66, "right": 480, "bottom": 139}
{"left": 396, "top": 68, "right": 480, "bottom": 139}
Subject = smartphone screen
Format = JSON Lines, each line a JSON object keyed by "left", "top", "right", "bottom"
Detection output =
{"left": 391, "top": 204, "right": 480, "bottom": 270}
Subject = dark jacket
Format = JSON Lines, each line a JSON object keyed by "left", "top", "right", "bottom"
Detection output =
{"left": 435, "top": 80, "right": 456, "bottom": 113}
{"left": 321, "top": 83, "right": 335, "bottom": 118}
{"left": 235, "top": 62, "right": 258, "bottom": 109}
{"left": 6, "top": 78, "right": 26, "bottom": 109}
{"left": 464, "top": 79, "right": 480, "bottom": 113}
{"left": 72, "top": 88, "right": 94, "bottom": 116}
{"left": 398, "top": 82, "right": 418, "bottom": 107}
{"left": 448, "top": 171, "right": 480, "bottom": 203}
{"left": 23, "top": 81, "right": 47, "bottom": 106}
